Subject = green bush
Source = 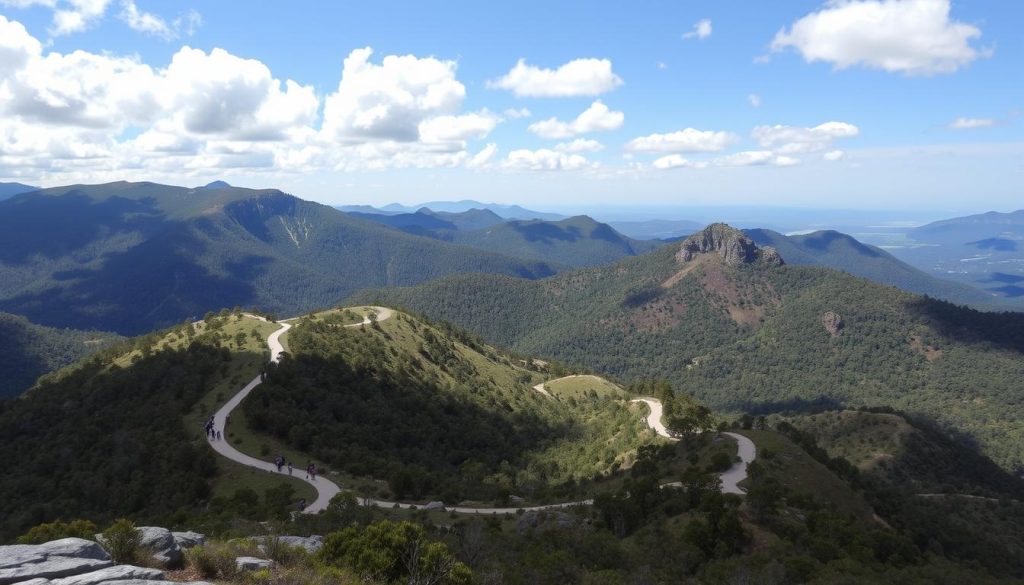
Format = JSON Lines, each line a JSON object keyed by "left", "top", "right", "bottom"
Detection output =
{"left": 101, "top": 519, "right": 142, "bottom": 564}
{"left": 184, "top": 546, "right": 218, "bottom": 579}
{"left": 17, "top": 519, "right": 97, "bottom": 544}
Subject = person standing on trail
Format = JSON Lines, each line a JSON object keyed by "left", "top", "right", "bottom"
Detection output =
{"left": 287, "top": 461, "right": 293, "bottom": 475}
{"left": 310, "top": 464, "right": 317, "bottom": 481}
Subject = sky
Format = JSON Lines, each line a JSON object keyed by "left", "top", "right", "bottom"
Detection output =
{"left": 0, "top": 0, "right": 1021, "bottom": 213}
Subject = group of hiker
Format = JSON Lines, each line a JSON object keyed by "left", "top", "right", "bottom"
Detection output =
{"left": 204, "top": 416, "right": 221, "bottom": 441}
{"left": 273, "top": 454, "right": 318, "bottom": 481}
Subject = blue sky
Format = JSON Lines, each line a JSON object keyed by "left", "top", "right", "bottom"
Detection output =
{"left": 0, "top": 0, "right": 1020, "bottom": 213}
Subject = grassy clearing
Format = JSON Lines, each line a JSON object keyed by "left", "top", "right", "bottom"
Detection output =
{"left": 788, "top": 410, "right": 914, "bottom": 470}
{"left": 540, "top": 374, "right": 627, "bottom": 400}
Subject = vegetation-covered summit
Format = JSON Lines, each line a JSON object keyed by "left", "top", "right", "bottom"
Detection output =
{"left": 352, "top": 223, "right": 1024, "bottom": 471}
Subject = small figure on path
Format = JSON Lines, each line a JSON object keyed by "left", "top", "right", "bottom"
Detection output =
{"left": 275, "top": 455, "right": 284, "bottom": 473}
{"left": 310, "top": 463, "right": 317, "bottom": 481}
{"left": 287, "top": 461, "right": 293, "bottom": 475}
{"left": 298, "top": 498, "right": 306, "bottom": 511}
{"left": 216, "top": 430, "right": 221, "bottom": 440}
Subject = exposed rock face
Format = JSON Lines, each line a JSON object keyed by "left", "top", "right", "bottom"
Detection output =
{"left": 676, "top": 223, "right": 784, "bottom": 267}
{"left": 49, "top": 565, "right": 163, "bottom": 585}
{"left": 95, "top": 528, "right": 181, "bottom": 569}
{"left": 0, "top": 539, "right": 112, "bottom": 585}
{"left": 170, "top": 532, "right": 204, "bottom": 551}
{"left": 822, "top": 311, "right": 844, "bottom": 336}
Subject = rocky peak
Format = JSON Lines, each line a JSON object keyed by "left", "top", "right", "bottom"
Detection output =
{"left": 676, "top": 223, "right": 784, "bottom": 267}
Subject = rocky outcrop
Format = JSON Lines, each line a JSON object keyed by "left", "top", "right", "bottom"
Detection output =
{"left": 95, "top": 528, "right": 180, "bottom": 569}
{"left": 48, "top": 565, "right": 163, "bottom": 585}
{"left": 822, "top": 311, "right": 844, "bottom": 336}
{"left": 0, "top": 539, "right": 112, "bottom": 585}
{"left": 676, "top": 223, "right": 784, "bottom": 267}
{"left": 169, "top": 533, "right": 204, "bottom": 551}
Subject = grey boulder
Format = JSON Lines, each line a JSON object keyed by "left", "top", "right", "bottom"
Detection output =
{"left": 170, "top": 532, "right": 204, "bottom": 551}
{"left": 235, "top": 557, "right": 273, "bottom": 571}
{"left": 0, "top": 539, "right": 112, "bottom": 585}
{"left": 50, "top": 565, "right": 164, "bottom": 585}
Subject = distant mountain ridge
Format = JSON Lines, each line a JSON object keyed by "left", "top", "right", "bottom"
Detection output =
{"left": 346, "top": 208, "right": 663, "bottom": 267}
{"left": 0, "top": 181, "right": 556, "bottom": 334}
{"left": 745, "top": 228, "right": 1005, "bottom": 309}
{"left": 0, "top": 182, "right": 38, "bottom": 201}
{"left": 340, "top": 199, "right": 565, "bottom": 221}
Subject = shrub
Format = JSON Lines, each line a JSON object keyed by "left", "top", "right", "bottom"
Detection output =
{"left": 184, "top": 546, "right": 218, "bottom": 579}
{"left": 17, "top": 519, "right": 97, "bottom": 544}
{"left": 709, "top": 452, "right": 733, "bottom": 473}
{"left": 102, "top": 519, "right": 142, "bottom": 564}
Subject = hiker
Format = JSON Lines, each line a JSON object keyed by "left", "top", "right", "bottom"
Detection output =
{"left": 310, "top": 464, "right": 317, "bottom": 481}
{"left": 287, "top": 461, "right": 293, "bottom": 475}
{"left": 298, "top": 498, "right": 306, "bottom": 511}
{"left": 216, "top": 430, "right": 221, "bottom": 441}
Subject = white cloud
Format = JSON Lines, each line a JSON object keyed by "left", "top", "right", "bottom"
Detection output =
{"left": 747, "top": 93, "right": 762, "bottom": 108}
{"left": 682, "top": 19, "right": 712, "bottom": 40}
{"left": 528, "top": 100, "right": 623, "bottom": 139}
{"left": 714, "top": 150, "right": 775, "bottom": 167}
{"left": 555, "top": 138, "right": 604, "bottom": 153}
{"left": 418, "top": 110, "right": 500, "bottom": 144}
{"left": 771, "top": 0, "right": 989, "bottom": 75}
{"left": 949, "top": 117, "right": 994, "bottom": 129}
{"left": 467, "top": 143, "right": 498, "bottom": 169}
{"left": 487, "top": 58, "right": 623, "bottom": 97}
{"left": 625, "top": 128, "right": 737, "bottom": 153}
{"left": 0, "top": 0, "right": 113, "bottom": 36}
{"left": 164, "top": 47, "right": 318, "bottom": 141}
{"left": 503, "top": 148, "right": 592, "bottom": 171}
{"left": 823, "top": 149, "right": 845, "bottom": 161}
{"left": 774, "top": 155, "right": 801, "bottom": 167}
{"left": 503, "top": 107, "right": 531, "bottom": 119}
{"left": 652, "top": 154, "right": 706, "bottom": 170}
{"left": 321, "top": 47, "right": 465, "bottom": 143}
{"left": 656, "top": 61, "right": 667, "bottom": 70}
{"left": 752, "top": 121, "right": 859, "bottom": 154}
{"left": 118, "top": 0, "right": 172, "bottom": 39}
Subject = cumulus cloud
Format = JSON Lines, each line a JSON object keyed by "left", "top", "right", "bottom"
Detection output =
{"left": 752, "top": 121, "right": 859, "bottom": 154}
{"left": 118, "top": 0, "right": 173, "bottom": 39}
{"left": 528, "top": 101, "right": 624, "bottom": 139}
{"left": 949, "top": 117, "right": 994, "bottom": 129}
{"left": 487, "top": 58, "right": 623, "bottom": 97}
{"left": 0, "top": 0, "right": 112, "bottom": 36}
{"left": 503, "top": 148, "right": 593, "bottom": 171}
{"left": 164, "top": 47, "right": 318, "bottom": 141}
{"left": 503, "top": 107, "right": 531, "bottom": 119}
{"left": 683, "top": 19, "right": 712, "bottom": 40}
{"left": 555, "top": 138, "right": 604, "bottom": 153}
{"left": 823, "top": 150, "right": 845, "bottom": 161}
{"left": 652, "top": 155, "right": 706, "bottom": 170}
{"left": 0, "top": 19, "right": 506, "bottom": 180}
{"left": 321, "top": 47, "right": 465, "bottom": 143}
{"left": 747, "top": 93, "right": 762, "bottom": 108}
{"left": 625, "top": 128, "right": 737, "bottom": 153}
{"left": 771, "top": 0, "right": 989, "bottom": 75}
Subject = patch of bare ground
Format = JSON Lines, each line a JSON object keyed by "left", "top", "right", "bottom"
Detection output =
{"left": 698, "top": 261, "right": 769, "bottom": 327}
{"left": 661, "top": 255, "right": 705, "bottom": 288}
{"left": 909, "top": 335, "right": 942, "bottom": 361}
{"left": 627, "top": 294, "right": 689, "bottom": 333}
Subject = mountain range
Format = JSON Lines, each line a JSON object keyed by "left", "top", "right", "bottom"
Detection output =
{"left": 0, "top": 181, "right": 557, "bottom": 334}
{"left": 352, "top": 223, "right": 1024, "bottom": 472}
{"left": 338, "top": 199, "right": 565, "bottom": 221}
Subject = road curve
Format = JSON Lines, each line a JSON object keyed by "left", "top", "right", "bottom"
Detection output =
{"left": 630, "top": 398, "right": 756, "bottom": 495}
{"left": 210, "top": 307, "right": 592, "bottom": 514}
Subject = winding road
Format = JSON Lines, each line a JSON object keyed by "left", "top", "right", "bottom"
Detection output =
{"left": 630, "top": 398, "right": 756, "bottom": 495}
{"left": 208, "top": 308, "right": 756, "bottom": 514}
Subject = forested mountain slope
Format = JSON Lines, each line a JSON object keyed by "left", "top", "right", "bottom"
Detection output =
{"left": 352, "top": 223, "right": 1024, "bottom": 471}
{"left": 746, "top": 228, "right": 1006, "bottom": 308}
{"left": 0, "top": 311, "right": 120, "bottom": 398}
{"left": 0, "top": 182, "right": 556, "bottom": 334}
{"left": 349, "top": 210, "right": 663, "bottom": 268}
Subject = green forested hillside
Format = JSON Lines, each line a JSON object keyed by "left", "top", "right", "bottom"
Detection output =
{"left": 245, "top": 309, "right": 654, "bottom": 503}
{"left": 349, "top": 210, "right": 663, "bottom": 268}
{"left": 0, "top": 182, "right": 556, "bottom": 334}
{"left": 0, "top": 311, "right": 120, "bottom": 397}
{"left": 746, "top": 228, "right": 1006, "bottom": 308}
{"left": 352, "top": 224, "right": 1024, "bottom": 471}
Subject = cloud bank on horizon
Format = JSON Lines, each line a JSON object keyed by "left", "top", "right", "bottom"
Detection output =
{"left": 0, "top": 0, "right": 1018, "bottom": 209}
